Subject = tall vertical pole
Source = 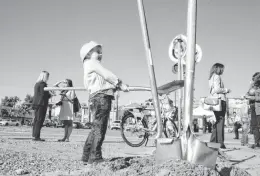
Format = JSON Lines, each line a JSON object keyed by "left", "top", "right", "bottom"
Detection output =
{"left": 115, "top": 91, "right": 119, "bottom": 120}
{"left": 174, "top": 92, "right": 177, "bottom": 107}
{"left": 178, "top": 57, "right": 182, "bottom": 134}
{"left": 137, "top": 0, "right": 162, "bottom": 138}
{"left": 184, "top": 0, "right": 197, "bottom": 130}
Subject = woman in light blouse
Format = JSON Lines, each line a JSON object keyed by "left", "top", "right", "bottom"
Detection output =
{"left": 208, "top": 63, "right": 231, "bottom": 149}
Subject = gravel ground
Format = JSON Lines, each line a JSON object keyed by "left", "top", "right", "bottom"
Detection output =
{"left": 0, "top": 143, "right": 250, "bottom": 176}
{"left": 0, "top": 126, "right": 252, "bottom": 176}
{"left": 41, "top": 155, "right": 251, "bottom": 176}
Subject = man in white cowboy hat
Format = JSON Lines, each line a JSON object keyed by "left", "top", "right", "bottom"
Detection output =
{"left": 80, "top": 41, "right": 129, "bottom": 165}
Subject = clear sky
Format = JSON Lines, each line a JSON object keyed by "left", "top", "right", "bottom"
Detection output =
{"left": 1, "top": 0, "right": 260, "bottom": 105}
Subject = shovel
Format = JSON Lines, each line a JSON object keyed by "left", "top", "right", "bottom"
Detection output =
{"left": 181, "top": 0, "right": 220, "bottom": 169}
{"left": 136, "top": 0, "right": 220, "bottom": 169}
{"left": 136, "top": 0, "right": 185, "bottom": 163}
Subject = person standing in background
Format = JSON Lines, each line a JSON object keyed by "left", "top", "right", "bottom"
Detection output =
{"left": 54, "top": 79, "right": 76, "bottom": 142}
{"left": 208, "top": 63, "right": 231, "bottom": 149}
{"left": 202, "top": 115, "right": 207, "bottom": 133}
{"left": 245, "top": 72, "right": 260, "bottom": 148}
{"left": 207, "top": 120, "right": 212, "bottom": 133}
{"left": 32, "top": 71, "right": 52, "bottom": 141}
{"left": 232, "top": 112, "right": 242, "bottom": 140}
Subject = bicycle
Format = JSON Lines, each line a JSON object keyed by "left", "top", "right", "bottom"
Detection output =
{"left": 120, "top": 81, "right": 183, "bottom": 147}
{"left": 43, "top": 80, "right": 184, "bottom": 147}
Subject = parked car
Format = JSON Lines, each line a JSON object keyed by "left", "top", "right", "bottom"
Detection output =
{"left": 110, "top": 120, "right": 121, "bottom": 130}
{"left": 0, "top": 119, "right": 21, "bottom": 126}
{"left": 84, "top": 122, "right": 92, "bottom": 129}
{"left": 43, "top": 119, "right": 58, "bottom": 127}
{"left": 55, "top": 120, "right": 64, "bottom": 128}
{"left": 73, "top": 122, "right": 85, "bottom": 129}
{"left": 24, "top": 120, "right": 32, "bottom": 126}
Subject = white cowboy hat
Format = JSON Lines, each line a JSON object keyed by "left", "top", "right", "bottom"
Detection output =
{"left": 80, "top": 41, "right": 102, "bottom": 62}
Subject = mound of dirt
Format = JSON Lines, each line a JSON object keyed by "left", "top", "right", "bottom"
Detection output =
{"left": 42, "top": 156, "right": 251, "bottom": 176}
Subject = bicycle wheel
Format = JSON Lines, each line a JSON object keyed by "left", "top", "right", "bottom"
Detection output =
{"left": 163, "top": 119, "right": 178, "bottom": 138}
{"left": 120, "top": 112, "right": 148, "bottom": 147}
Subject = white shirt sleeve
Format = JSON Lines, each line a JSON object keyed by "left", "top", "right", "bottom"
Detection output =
{"left": 84, "top": 60, "right": 119, "bottom": 87}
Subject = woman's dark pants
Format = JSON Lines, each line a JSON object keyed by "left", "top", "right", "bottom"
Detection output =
{"left": 82, "top": 94, "right": 112, "bottom": 163}
{"left": 234, "top": 122, "right": 242, "bottom": 139}
{"left": 32, "top": 106, "right": 48, "bottom": 139}
{"left": 250, "top": 105, "right": 260, "bottom": 145}
{"left": 210, "top": 100, "right": 226, "bottom": 146}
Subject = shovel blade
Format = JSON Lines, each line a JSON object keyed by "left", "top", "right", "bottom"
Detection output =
{"left": 187, "top": 134, "right": 219, "bottom": 169}
{"left": 155, "top": 138, "right": 182, "bottom": 164}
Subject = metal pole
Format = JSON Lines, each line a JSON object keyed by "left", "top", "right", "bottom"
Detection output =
{"left": 174, "top": 92, "right": 177, "bottom": 107}
{"left": 180, "top": 60, "right": 184, "bottom": 132}
{"left": 178, "top": 58, "right": 182, "bottom": 135}
{"left": 45, "top": 86, "right": 153, "bottom": 92}
{"left": 183, "top": 0, "right": 197, "bottom": 131}
{"left": 137, "top": 0, "right": 162, "bottom": 139}
{"left": 115, "top": 91, "right": 119, "bottom": 120}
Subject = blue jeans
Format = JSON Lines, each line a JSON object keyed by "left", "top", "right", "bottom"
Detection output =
{"left": 82, "top": 94, "right": 112, "bottom": 162}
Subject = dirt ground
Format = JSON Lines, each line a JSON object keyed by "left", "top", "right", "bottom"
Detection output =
{"left": 0, "top": 126, "right": 256, "bottom": 176}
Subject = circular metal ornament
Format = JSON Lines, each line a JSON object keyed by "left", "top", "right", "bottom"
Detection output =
{"left": 169, "top": 34, "right": 202, "bottom": 65}
{"left": 172, "top": 63, "right": 186, "bottom": 74}
{"left": 169, "top": 34, "right": 187, "bottom": 63}
{"left": 182, "top": 44, "right": 202, "bottom": 65}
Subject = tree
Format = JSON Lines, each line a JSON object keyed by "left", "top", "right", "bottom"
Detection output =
{"left": 1, "top": 96, "right": 21, "bottom": 117}
{"left": 16, "top": 94, "right": 33, "bottom": 124}
{"left": 1, "top": 96, "right": 20, "bottom": 107}
{"left": 1, "top": 109, "right": 9, "bottom": 117}
{"left": 18, "top": 94, "right": 33, "bottom": 117}
{"left": 24, "top": 94, "right": 33, "bottom": 104}
{"left": 17, "top": 104, "right": 32, "bottom": 117}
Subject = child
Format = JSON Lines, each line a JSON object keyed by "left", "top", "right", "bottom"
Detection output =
{"left": 80, "top": 41, "right": 129, "bottom": 164}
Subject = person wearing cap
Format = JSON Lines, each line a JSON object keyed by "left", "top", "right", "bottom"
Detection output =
{"left": 80, "top": 41, "right": 129, "bottom": 164}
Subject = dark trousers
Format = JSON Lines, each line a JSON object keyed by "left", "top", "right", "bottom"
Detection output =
{"left": 208, "top": 125, "right": 212, "bottom": 133}
{"left": 234, "top": 122, "right": 242, "bottom": 139}
{"left": 210, "top": 100, "right": 226, "bottom": 146}
{"left": 203, "top": 117, "right": 207, "bottom": 133}
{"left": 32, "top": 106, "right": 48, "bottom": 139}
{"left": 250, "top": 105, "right": 260, "bottom": 144}
{"left": 82, "top": 94, "right": 112, "bottom": 162}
